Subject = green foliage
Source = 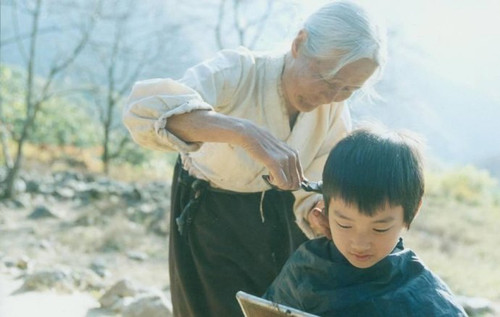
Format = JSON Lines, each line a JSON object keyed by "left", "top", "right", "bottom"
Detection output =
{"left": 33, "top": 97, "right": 101, "bottom": 147}
{"left": 426, "top": 165, "right": 500, "bottom": 206}
{"left": 112, "top": 141, "right": 151, "bottom": 166}
{"left": 1, "top": 65, "right": 100, "bottom": 148}
{"left": 1, "top": 66, "right": 26, "bottom": 132}
{"left": 1, "top": 64, "right": 154, "bottom": 167}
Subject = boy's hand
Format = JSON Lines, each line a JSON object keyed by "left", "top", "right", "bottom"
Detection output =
{"left": 307, "top": 200, "right": 331, "bottom": 239}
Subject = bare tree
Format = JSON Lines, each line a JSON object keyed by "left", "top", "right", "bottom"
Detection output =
{"left": 214, "top": 0, "right": 277, "bottom": 49}
{"left": 0, "top": 45, "right": 13, "bottom": 169}
{"left": 79, "top": 0, "right": 183, "bottom": 174}
{"left": 0, "top": 86, "right": 13, "bottom": 169}
{"left": 1, "top": 0, "right": 98, "bottom": 198}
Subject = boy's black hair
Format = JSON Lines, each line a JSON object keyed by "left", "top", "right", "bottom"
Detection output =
{"left": 322, "top": 126, "right": 424, "bottom": 227}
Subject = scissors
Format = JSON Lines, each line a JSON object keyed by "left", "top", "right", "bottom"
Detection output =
{"left": 262, "top": 175, "right": 323, "bottom": 194}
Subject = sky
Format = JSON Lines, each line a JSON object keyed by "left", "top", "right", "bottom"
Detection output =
{"left": 306, "top": 0, "right": 500, "bottom": 102}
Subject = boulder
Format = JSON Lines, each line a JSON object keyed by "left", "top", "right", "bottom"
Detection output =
{"left": 28, "top": 205, "right": 59, "bottom": 219}
{"left": 126, "top": 251, "right": 148, "bottom": 262}
{"left": 123, "top": 293, "right": 172, "bottom": 317}
{"left": 457, "top": 296, "right": 496, "bottom": 316}
{"left": 99, "top": 279, "right": 140, "bottom": 309}
{"left": 18, "top": 269, "right": 74, "bottom": 293}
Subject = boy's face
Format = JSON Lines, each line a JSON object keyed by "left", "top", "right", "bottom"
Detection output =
{"left": 328, "top": 197, "right": 407, "bottom": 269}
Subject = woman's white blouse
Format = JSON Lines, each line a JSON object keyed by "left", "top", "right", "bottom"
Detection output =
{"left": 123, "top": 47, "right": 351, "bottom": 238}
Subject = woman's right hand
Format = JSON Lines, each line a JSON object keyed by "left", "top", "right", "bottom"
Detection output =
{"left": 238, "top": 119, "right": 305, "bottom": 191}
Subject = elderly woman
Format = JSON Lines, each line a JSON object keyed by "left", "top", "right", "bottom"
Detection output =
{"left": 123, "top": 1, "right": 386, "bottom": 316}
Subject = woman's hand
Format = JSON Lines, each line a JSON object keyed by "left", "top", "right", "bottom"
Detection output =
{"left": 238, "top": 119, "right": 304, "bottom": 191}
{"left": 166, "top": 110, "right": 304, "bottom": 190}
{"left": 307, "top": 200, "right": 331, "bottom": 239}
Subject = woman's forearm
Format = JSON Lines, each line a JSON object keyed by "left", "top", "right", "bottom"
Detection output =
{"left": 165, "top": 110, "right": 248, "bottom": 145}
{"left": 166, "top": 110, "right": 304, "bottom": 190}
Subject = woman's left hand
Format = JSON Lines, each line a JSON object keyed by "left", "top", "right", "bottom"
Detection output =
{"left": 307, "top": 200, "right": 331, "bottom": 239}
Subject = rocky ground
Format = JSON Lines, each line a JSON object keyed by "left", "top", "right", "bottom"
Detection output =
{"left": 1, "top": 168, "right": 499, "bottom": 316}
{"left": 0, "top": 169, "right": 172, "bottom": 316}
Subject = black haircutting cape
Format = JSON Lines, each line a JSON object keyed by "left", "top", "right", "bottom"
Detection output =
{"left": 264, "top": 238, "right": 467, "bottom": 316}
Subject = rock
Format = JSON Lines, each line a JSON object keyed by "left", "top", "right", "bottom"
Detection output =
{"left": 74, "top": 207, "right": 111, "bottom": 226}
{"left": 126, "top": 251, "right": 148, "bottom": 262}
{"left": 146, "top": 207, "right": 169, "bottom": 236}
{"left": 28, "top": 205, "right": 58, "bottom": 219}
{"left": 3, "top": 256, "right": 16, "bottom": 268}
{"left": 71, "top": 268, "right": 106, "bottom": 291}
{"left": 53, "top": 170, "right": 81, "bottom": 183}
{"left": 80, "top": 184, "right": 105, "bottom": 200}
{"left": 123, "top": 293, "right": 172, "bottom": 317}
{"left": 55, "top": 187, "right": 75, "bottom": 199}
{"left": 4, "top": 198, "right": 26, "bottom": 209}
{"left": 15, "top": 255, "right": 32, "bottom": 270}
{"left": 45, "top": 195, "right": 57, "bottom": 204}
{"left": 38, "top": 183, "right": 55, "bottom": 195}
{"left": 457, "top": 296, "right": 495, "bottom": 316}
{"left": 99, "top": 279, "right": 172, "bottom": 316}
{"left": 123, "top": 187, "right": 142, "bottom": 201}
{"left": 13, "top": 193, "right": 32, "bottom": 209}
{"left": 18, "top": 269, "right": 74, "bottom": 293}
{"left": 130, "top": 203, "right": 159, "bottom": 224}
{"left": 65, "top": 179, "right": 90, "bottom": 193}
{"left": 138, "top": 203, "right": 155, "bottom": 214}
{"left": 38, "top": 239, "right": 52, "bottom": 250}
{"left": 90, "top": 259, "right": 110, "bottom": 278}
{"left": 25, "top": 180, "right": 40, "bottom": 193}
{"left": 13, "top": 178, "right": 27, "bottom": 194}
{"left": 99, "top": 279, "right": 140, "bottom": 309}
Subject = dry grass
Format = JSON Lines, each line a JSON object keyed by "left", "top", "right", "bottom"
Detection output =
{"left": 406, "top": 193, "right": 500, "bottom": 301}
{"left": 3, "top": 141, "right": 177, "bottom": 183}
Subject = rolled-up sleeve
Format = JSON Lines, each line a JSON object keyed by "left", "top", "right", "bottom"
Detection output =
{"left": 122, "top": 78, "right": 213, "bottom": 152}
{"left": 293, "top": 103, "right": 352, "bottom": 239}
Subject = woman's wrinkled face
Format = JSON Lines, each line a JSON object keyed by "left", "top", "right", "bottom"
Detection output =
{"left": 282, "top": 55, "right": 378, "bottom": 115}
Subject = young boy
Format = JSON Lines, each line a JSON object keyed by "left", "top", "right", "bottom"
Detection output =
{"left": 263, "top": 127, "right": 467, "bottom": 316}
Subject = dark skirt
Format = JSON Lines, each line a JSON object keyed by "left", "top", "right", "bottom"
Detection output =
{"left": 169, "top": 158, "right": 308, "bottom": 317}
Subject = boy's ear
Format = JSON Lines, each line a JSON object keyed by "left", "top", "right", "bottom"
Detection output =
{"left": 292, "top": 30, "right": 308, "bottom": 58}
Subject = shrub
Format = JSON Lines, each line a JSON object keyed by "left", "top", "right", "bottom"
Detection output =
{"left": 426, "top": 165, "right": 500, "bottom": 206}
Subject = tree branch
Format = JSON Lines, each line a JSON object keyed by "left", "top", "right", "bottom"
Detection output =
{"left": 232, "top": 0, "right": 245, "bottom": 45}
{"left": 0, "top": 27, "right": 60, "bottom": 47}
{"left": 215, "top": 0, "right": 227, "bottom": 50}
{"left": 248, "top": 0, "right": 274, "bottom": 49}
{"left": 10, "top": 0, "right": 29, "bottom": 64}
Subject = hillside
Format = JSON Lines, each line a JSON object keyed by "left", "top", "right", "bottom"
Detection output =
{"left": 351, "top": 43, "right": 500, "bottom": 169}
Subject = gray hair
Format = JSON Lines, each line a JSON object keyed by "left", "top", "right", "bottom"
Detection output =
{"left": 302, "top": 0, "right": 387, "bottom": 81}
